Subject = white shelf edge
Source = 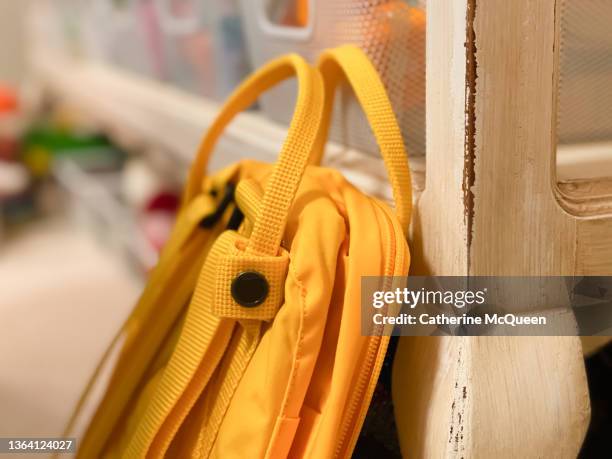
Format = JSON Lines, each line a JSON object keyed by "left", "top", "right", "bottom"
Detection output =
{"left": 557, "top": 141, "right": 612, "bottom": 182}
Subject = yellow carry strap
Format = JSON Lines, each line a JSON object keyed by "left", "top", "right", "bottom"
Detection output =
{"left": 185, "top": 54, "right": 325, "bottom": 259}
{"left": 313, "top": 45, "right": 413, "bottom": 234}
{"left": 121, "top": 54, "right": 325, "bottom": 458}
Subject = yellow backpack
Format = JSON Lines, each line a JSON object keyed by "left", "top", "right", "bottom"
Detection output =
{"left": 66, "top": 45, "right": 412, "bottom": 458}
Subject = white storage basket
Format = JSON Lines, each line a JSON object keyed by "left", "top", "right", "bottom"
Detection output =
{"left": 84, "top": 0, "right": 166, "bottom": 79}
{"left": 239, "top": 0, "right": 426, "bottom": 157}
{"left": 154, "top": 0, "right": 250, "bottom": 100}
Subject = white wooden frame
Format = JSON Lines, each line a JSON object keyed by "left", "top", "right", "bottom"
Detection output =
{"left": 395, "top": 1, "right": 612, "bottom": 457}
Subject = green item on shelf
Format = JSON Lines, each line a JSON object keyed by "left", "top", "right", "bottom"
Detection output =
{"left": 21, "top": 123, "right": 124, "bottom": 177}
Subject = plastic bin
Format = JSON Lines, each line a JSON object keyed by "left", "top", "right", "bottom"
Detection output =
{"left": 239, "top": 0, "right": 426, "bottom": 157}
{"left": 154, "top": 0, "right": 250, "bottom": 100}
{"left": 83, "top": 0, "right": 166, "bottom": 79}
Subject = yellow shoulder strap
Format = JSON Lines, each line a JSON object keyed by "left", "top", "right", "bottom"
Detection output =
{"left": 313, "top": 45, "right": 413, "bottom": 234}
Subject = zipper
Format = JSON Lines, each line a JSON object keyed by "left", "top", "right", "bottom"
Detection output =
{"left": 334, "top": 201, "right": 407, "bottom": 458}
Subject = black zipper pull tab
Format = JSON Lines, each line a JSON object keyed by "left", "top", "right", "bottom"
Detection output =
{"left": 199, "top": 183, "right": 235, "bottom": 229}
{"left": 226, "top": 206, "right": 245, "bottom": 231}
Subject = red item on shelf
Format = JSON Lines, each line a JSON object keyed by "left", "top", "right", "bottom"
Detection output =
{"left": 0, "top": 84, "right": 18, "bottom": 113}
{"left": 145, "top": 191, "right": 180, "bottom": 213}
{"left": 141, "top": 191, "right": 180, "bottom": 252}
{"left": 0, "top": 84, "right": 20, "bottom": 161}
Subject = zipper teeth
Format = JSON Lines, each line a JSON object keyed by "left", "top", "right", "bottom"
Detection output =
{"left": 334, "top": 202, "right": 401, "bottom": 458}
{"left": 335, "top": 338, "right": 382, "bottom": 458}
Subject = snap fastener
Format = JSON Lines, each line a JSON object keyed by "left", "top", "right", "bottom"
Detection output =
{"left": 231, "top": 271, "right": 269, "bottom": 307}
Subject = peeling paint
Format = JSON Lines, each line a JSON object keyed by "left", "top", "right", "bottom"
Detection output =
{"left": 464, "top": 0, "right": 478, "bottom": 259}
{"left": 448, "top": 341, "right": 468, "bottom": 457}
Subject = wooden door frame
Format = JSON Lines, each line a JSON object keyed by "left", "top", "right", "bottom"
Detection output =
{"left": 396, "top": 1, "right": 610, "bottom": 456}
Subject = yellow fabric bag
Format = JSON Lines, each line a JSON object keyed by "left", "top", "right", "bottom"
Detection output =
{"left": 66, "top": 45, "right": 412, "bottom": 458}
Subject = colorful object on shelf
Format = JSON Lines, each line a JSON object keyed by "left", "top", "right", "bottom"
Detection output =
{"left": 0, "top": 84, "right": 21, "bottom": 161}
{"left": 267, "top": 0, "right": 309, "bottom": 27}
{"left": 141, "top": 191, "right": 180, "bottom": 252}
{"left": 0, "top": 84, "right": 43, "bottom": 228}
{"left": 373, "top": 2, "right": 425, "bottom": 114}
{"left": 21, "top": 123, "right": 120, "bottom": 178}
{"left": 0, "top": 85, "right": 18, "bottom": 112}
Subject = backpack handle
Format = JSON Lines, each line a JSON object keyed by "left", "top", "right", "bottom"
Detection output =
{"left": 246, "top": 46, "right": 413, "bottom": 255}
{"left": 312, "top": 45, "right": 413, "bottom": 234}
{"left": 184, "top": 53, "right": 324, "bottom": 204}
{"left": 185, "top": 54, "right": 328, "bottom": 257}
{"left": 187, "top": 46, "right": 410, "bottom": 257}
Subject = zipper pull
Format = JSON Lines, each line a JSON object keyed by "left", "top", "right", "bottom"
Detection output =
{"left": 199, "top": 183, "right": 235, "bottom": 229}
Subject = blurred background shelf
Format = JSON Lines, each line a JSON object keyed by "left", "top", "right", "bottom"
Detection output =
{"left": 30, "top": 48, "right": 426, "bottom": 203}
{"left": 53, "top": 156, "right": 158, "bottom": 274}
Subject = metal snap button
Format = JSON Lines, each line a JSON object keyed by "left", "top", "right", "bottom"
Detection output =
{"left": 231, "top": 271, "right": 269, "bottom": 307}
